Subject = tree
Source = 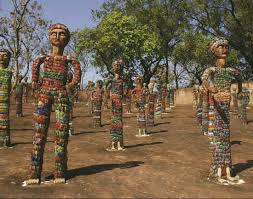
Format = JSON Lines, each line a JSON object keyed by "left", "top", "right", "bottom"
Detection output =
{"left": 0, "top": 0, "right": 48, "bottom": 82}
{"left": 77, "top": 10, "right": 162, "bottom": 84}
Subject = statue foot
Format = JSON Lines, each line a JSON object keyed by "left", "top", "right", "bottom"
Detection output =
{"left": 54, "top": 178, "right": 66, "bottom": 184}
{"left": 22, "top": 178, "right": 40, "bottom": 186}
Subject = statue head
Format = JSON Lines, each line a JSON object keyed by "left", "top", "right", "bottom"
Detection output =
{"left": 135, "top": 76, "right": 143, "bottom": 85}
{"left": 96, "top": 80, "right": 103, "bottom": 89}
{"left": 18, "top": 75, "right": 23, "bottom": 83}
{"left": 24, "top": 76, "right": 28, "bottom": 82}
{"left": 148, "top": 82, "right": 154, "bottom": 93}
{"left": 49, "top": 23, "right": 70, "bottom": 49}
{"left": 210, "top": 37, "right": 229, "bottom": 59}
{"left": 0, "top": 49, "right": 11, "bottom": 69}
{"left": 112, "top": 58, "right": 124, "bottom": 75}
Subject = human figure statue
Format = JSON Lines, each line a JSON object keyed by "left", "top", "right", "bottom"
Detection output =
{"left": 74, "top": 83, "right": 80, "bottom": 103}
{"left": 15, "top": 75, "right": 24, "bottom": 117}
{"left": 147, "top": 82, "right": 156, "bottom": 127}
{"left": 161, "top": 83, "right": 168, "bottom": 113}
{"left": 25, "top": 23, "right": 81, "bottom": 185}
{"left": 239, "top": 87, "right": 250, "bottom": 125}
{"left": 196, "top": 86, "right": 203, "bottom": 126}
{"left": 168, "top": 85, "right": 175, "bottom": 108}
{"left": 92, "top": 80, "right": 103, "bottom": 128}
{"left": 106, "top": 59, "right": 125, "bottom": 151}
{"left": 155, "top": 83, "right": 163, "bottom": 119}
{"left": 87, "top": 80, "right": 94, "bottom": 115}
{"left": 132, "top": 76, "right": 149, "bottom": 137}
{"left": 23, "top": 77, "right": 29, "bottom": 103}
{"left": 192, "top": 85, "right": 199, "bottom": 110}
{"left": 125, "top": 85, "right": 132, "bottom": 114}
{"left": 231, "top": 87, "right": 239, "bottom": 117}
{"left": 202, "top": 38, "right": 243, "bottom": 184}
{"left": 67, "top": 72, "right": 74, "bottom": 136}
{"left": 0, "top": 49, "right": 12, "bottom": 148}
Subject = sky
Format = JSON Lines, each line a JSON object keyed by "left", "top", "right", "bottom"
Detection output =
{"left": 0, "top": 0, "right": 105, "bottom": 83}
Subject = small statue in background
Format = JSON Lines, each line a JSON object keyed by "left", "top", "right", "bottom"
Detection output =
{"left": 168, "top": 84, "right": 175, "bottom": 108}
{"left": 0, "top": 49, "right": 12, "bottom": 148}
{"left": 231, "top": 87, "right": 239, "bottom": 117}
{"left": 132, "top": 76, "right": 149, "bottom": 137}
{"left": 147, "top": 82, "right": 156, "bottom": 127}
{"left": 196, "top": 86, "right": 203, "bottom": 126}
{"left": 92, "top": 80, "right": 103, "bottom": 128}
{"left": 192, "top": 85, "right": 199, "bottom": 110}
{"left": 155, "top": 83, "right": 163, "bottom": 119}
{"left": 239, "top": 87, "right": 250, "bottom": 125}
{"left": 161, "top": 83, "right": 168, "bottom": 113}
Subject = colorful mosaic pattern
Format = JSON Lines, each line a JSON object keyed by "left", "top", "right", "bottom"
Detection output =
{"left": 202, "top": 66, "right": 242, "bottom": 178}
{"left": 92, "top": 86, "right": 103, "bottom": 127}
{"left": 132, "top": 87, "right": 147, "bottom": 130}
{"left": 147, "top": 92, "right": 156, "bottom": 126}
{"left": 239, "top": 89, "right": 250, "bottom": 125}
{"left": 155, "top": 84, "right": 162, "bottom": 118}
{"left": 0, "top": 68, "right": 12, "bottom": 147}
{"left": 30, "top": 55, "right": 81, "bottom": 181}
{"left": 110, "top": 78, "right": 124, "bottom": 143}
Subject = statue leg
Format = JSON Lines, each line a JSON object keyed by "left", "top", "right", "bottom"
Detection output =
{"left": 26, "top": 94, "right": 52, "bottom": 185}
{"left": 54, "top": 94, "right": 70, "bottom": 183}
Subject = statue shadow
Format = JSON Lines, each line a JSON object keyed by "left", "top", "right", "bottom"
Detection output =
{"left": 125, "top": 141, "right": 163, "bottom": 149}
{"left": 73, "top": 115, "right": 91, "bottom": 119}
{"left": 74, "top": 130, "right": 107, "bottom": 136}
{"left": 231, "top": 140, "right": 241, "bottom": 146}
{"left": 148, "top": 130, "right": 167, "bottom": 135}
{"left": 247, "top": 119, "right": 253, "bottom": 124}
{"left": 102, "top": 123, "right": 110, "bottom": 127}
{"left": 10, "top": 141, "right": 32, "bottom": 147}
{"left": 154, "top": 122, "right": 170, "bottom": 127}
{"left": 233, "top": 160, "right": 253, "bottom": 175}
{"left": 11, "top": 128, "right": 33, "bottom": 131}
{"left": 65, "top": 161, "right": 144, "bottom": 180}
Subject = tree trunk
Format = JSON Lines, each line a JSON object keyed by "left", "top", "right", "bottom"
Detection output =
{"left": 173, "top": 62, "right": 179, "bottom": 89}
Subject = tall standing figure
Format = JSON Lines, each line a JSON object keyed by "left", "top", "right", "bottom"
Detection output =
{"left": 239, "top": 87, "right": 250, "bottom": 125}
{"left": 23, "top": 77, "right": 29, "bottom": 103}
{"left": 25, "top": 23, "right": 81, "bottom": 185}
{"left": 92, "top": 80, "right": 103, "bottom": 128}
{"left": 147, "top": 82, "right": 156, "bottom": 127}
{"left": 107, "top": 59, "right": 125, "bottom": 151}
{"left": 202, "top": 38, "right": 242, "bottom": 184}
{"left": 132, "top": 76, "right": 149, "bottom": 137}
{"left": 0, "top": 49, "right": 12, "bottom": 148}
{"left": 231, "top": 87, "right": 239, "bottom": 117}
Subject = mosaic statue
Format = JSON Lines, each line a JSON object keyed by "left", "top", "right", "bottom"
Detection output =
{"left": 25, "top": 23, "right": 81, "bottom": 185}
{"left": 23, "top": 77, "right": 29, "bottom": 103}
{"left": 67, "top": 72, "right": 74, "bottom": 136}
{"left": 147, "top": 82, "right": 156, "bottom": 127}
{"left": 161, "top": 83, "right": 168, "bottom": 113}
{"left": 0, "top": 49, "right": 12, "bottom": 148}
{"left": 196, "top": 86, "right": 203, "bottom": 126}
{"left": 192, "top": 85, "right": 199, "bottom": 110}
{"left": 132, "top": 76, "right": 149, "bottom": 137}
{"left": 125, "top": 85, "right": 132, "bottom": 114}
{"left": 168, "top": 84, "right": 175, "bottom": 108}
{"left": 15, "top": 75, "right": 24, "bottom": 117}
{"left": 202, "top": 38, "right": 243, "bottom": 184}
{"left": 239, "top": 87, "right": 250, "bottom": 125}
{"left": 92, "top": 80, "right": 103, "bottom": 128}
{"left": 107, "top": 59, "right": 125, "bottom": 151}
{"left": 155, "top": 83, "right": 163, "bottom": 119}
{"left": 231, "top": 87, "right": 239, "bottom": 117}
{"left": 87, "top": 80, "right": 94, "bottom": 115}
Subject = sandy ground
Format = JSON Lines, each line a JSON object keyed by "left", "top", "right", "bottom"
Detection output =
{"left": 0, "top": 100, "right": 253, "bottom": 198}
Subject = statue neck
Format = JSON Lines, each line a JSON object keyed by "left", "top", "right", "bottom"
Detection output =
{"left": 215, "top": 58, "right": 226, "bottom": 68}
{"left": 52, "top": 46, "right": 64, "bottom": 56}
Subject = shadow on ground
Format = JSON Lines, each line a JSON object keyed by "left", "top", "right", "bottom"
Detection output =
{"left": 66, "top": 161, "right": 144, "bottom": 180}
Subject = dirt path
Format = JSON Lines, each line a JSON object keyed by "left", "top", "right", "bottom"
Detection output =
{"left": 0, "top": 101, "right": 253, "bottom": 198}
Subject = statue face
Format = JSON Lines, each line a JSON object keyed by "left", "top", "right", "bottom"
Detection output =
{"left": 112, "top": 62, "right": 121, "bottom": 75}
{"left": 0, "top": 51, "right": 10, "bottom": 68}
{"left": 49, "top": 28, "right": 69, "bottom": 48}
{"left": 213, "top": 44, "right": 229, "bottom": 58}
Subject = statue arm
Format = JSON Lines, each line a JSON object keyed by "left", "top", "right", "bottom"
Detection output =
{"left": 68, "top": 57, "right": 81, "bottom": 90}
